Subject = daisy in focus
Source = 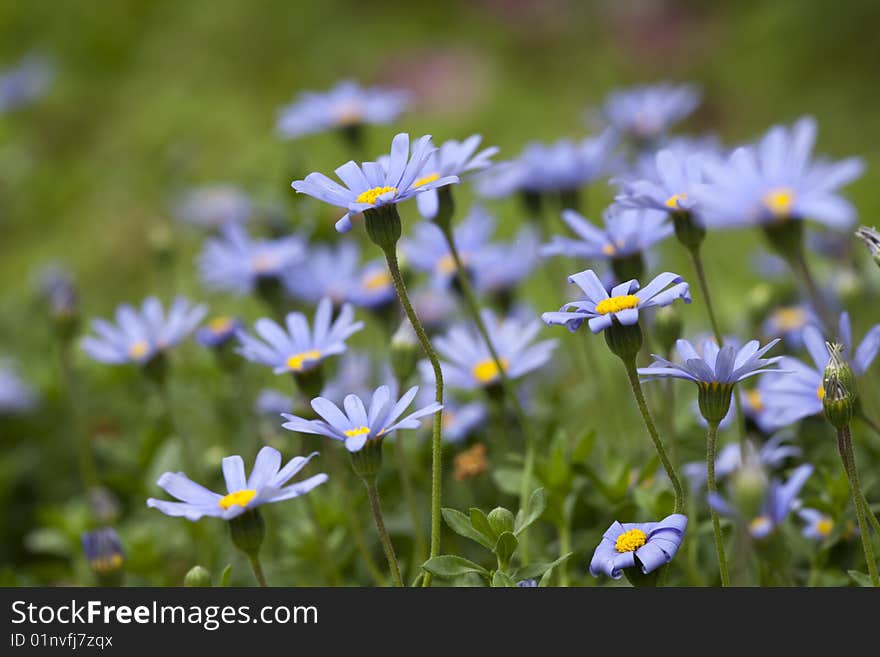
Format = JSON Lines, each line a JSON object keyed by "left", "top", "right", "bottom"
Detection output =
{"left": 589, "top": 513, "right": 688, "bottom": 579}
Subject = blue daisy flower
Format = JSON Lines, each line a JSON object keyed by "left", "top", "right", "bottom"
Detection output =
{"left": 0, "top": 53, "right": 53, "bottom": 113}
{"left": 173, "top": 185, "right": 253, "bottom": 228}
{"left": 639, "top": 337, "right": 783, "bottom": 385}
{"left": 798, "top": 508, "right": 835, "bottom": 541}
{"left": 698, "top": 117, "right": 864, "bottom": 230}
{"left": 600, "top": 82, "right": 700, "bottom": 142}
{"left": 291, "top": 133, "right": 459, "bottom": 233}
{"left": 542, "top": 269, "right": 691, "bottom": 334}
{"left": 614, "top": 148, "right": 708, "bottom": 214}
{"left": 277, "top": 80, "right": 409, "bottom": 139}
{"left": 472, "top": 226, "right": 541, "bottom": 297}
{"left": 761, "top": 304, "right": 817, "bottom": 348}
{"left": 348, "top": 259, "right": 396, "bottom": 309}
{"left": 283, "top": 241, "right": 361, "bottom": 305}
{"left": 413, "top": 135, "right": 499, "bottom": 220}
{"left": 81, "top": 297, "right": 206, "bottom": 365}
{"left": 195, "top": 316, "right": 242, "bottom": 348}
{"left": 236, "top": 298, "right": 364, "bottom": 375}
{"left": 589, "top": 513, "right": 688, "bottom": 579}
{"left": 709, "top": 464, "right": 813, "bottom": 539}
{"left": 541, "top": 206, "right": 672, "bottom": 261}
{"left": 198, "top": 223, "right": 304, "bottom": 296}
{"left": 0, "top": 364, "right": 37, "bottom": 414}
{"left": 682, "top": 432, "right": 801, "bottom": 490}
{"left": 81, "top": 528, "right": 124, "bottom": 574}
{"left": 424, "top": 309, "right": 557, "bottom": 390}
{"left": 147, "top": 447, "right": 327, "bottom": 521}
{"left": 281, "top": 385, "right": 441, "bottom": 453}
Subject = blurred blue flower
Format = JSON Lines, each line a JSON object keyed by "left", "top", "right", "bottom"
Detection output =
{"left": 277, "top": 80, "right": 409, "bottom": 139}
{"left": 37, "top": 264, "right": 78, "bottom": 319}
{"left": 255, "top": 388, "right": 293, "bottom": 417}
{"left": 798, "top": 508, "right": 835, "bottom": 541}
{"left": 402, "top": 205, "right": 495, "bottom": 288}
{"left": 709, "top": 464, "right": 813, "bottom": 538}
{"left": 541, "top": 206, "right": 672, "bottom": 261}
{"left": 147, "top": 447, "right": 327, "bottom": 521}
{"left": 282, "top": 385, "right": 441, "bottom": 452}
{"left": 477, "top": 130, "right": 617, "bottom": 198}
{"left": 761, "top": 304, "right": 816, "bottom": 348}
{"left": 349, "top": 259, "right": 396, "bottom": 309}
{"left": 320, "top": 351, "right": 375, "bottom": 404}
{"left": 682, "top": 433, "right": 801, "bottom": 490}
{"left": 472, "top": 226, "right": 541, "bottom": 297}
{"left": 413, "top": 135, "right": 498, "bottom": 219}
{"left": 198, "top": 223, "right": 304, "bottom": 295}
{"left": 236, "top": 298, "right": 363, "bottom": 375}
{"left": 517, "top": 579, "right": 538, "bottom": 587}
{"left": 417, "top": 386, "right": 487, "bottom": 443}
{"left": 81, "top": 297, "right": 206, "bottom": 365}
{"left": 195, "top": 316, "right": 242, "bottom": 348}
{"left": 639, "top": 337, "right": 783, "bottom": 385}
{"left": 0, "top": 53, "right": 53, "bottom": 112}
{"left": 589, "top": 513, "right": 688, "bottom": 579}
{"left": 542, "top": 270, "right": 690, "bottom": 333}
{"left": 411, "top": 286, "right": 460, "bottom": 330}
{"left": 424, "top": 309, "right": 557, "bottom": 390}
{"left": 600, "top": 82, "right": 700, "bottom": 142}
{"left": 284, "top": 241, "right": 361, "bottom": 305}
{"left": 81, "top": 527, "right": 124, "bottom": 574}
{"left": 173, "top": 185, "right": 253, "bottom": 228}
{"left": 698, "top": 117, "right": 864, "bottom": 230}
{"left": 614, "top": 148, "right": 707, "bottom": 214}
{"left": 0, "top": 364, "right": 37, "bottom": 414}
{"left": 292, "top": 133, "right": 459, "bottom": 232}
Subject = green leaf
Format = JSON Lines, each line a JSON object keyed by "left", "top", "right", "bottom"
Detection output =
{"left": 515, "top": 487, "right": 546, "bottom": 535}
{"left": 442, "top": 508, "right": 495, "bottom": 549}
{"left": 470, "top": 508, "right": 495, "bottom": 542}
{"left": 491, "top": 467, "right": 522, "bottom": 496}
{"left": 847, "top": 570, "right": 874, "bottom": 587}
{"left": 494, "top": 531, "right": 518, "bottom": 564}
{"left": 219, "top": 564, "right": 232, "bottom": 587}
{"left": 491, "top": 571, "right": 517, "bottom": 587}
{"left": 513, "top": 552, "right": 574, "bottom": 581}
{"left": 572, "top": 429, "right": 596, "bottom": 462}
{"left": 422, "top": 555, "right": 490, "bottom": 579}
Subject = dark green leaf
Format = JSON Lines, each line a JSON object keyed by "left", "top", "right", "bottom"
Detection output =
{"left": 491, "top": 571, "right": 517, "bottom": 587}
{"left": 422, "top": 555, "right": 489, "bottom": 579}
{"left": 513, "top": 552, "right": 574, "bottom": 581}
{"left": 442, "top": 507, "right": 495, "bottom": 549}
{"left": 494, "top": 531, "right": 518, "bottom": 564}
{"left": 219, "top": 564, "right": 232, "bottom": 587}
{"left": 515, "top": 488, "right": 546, "bottom": 535}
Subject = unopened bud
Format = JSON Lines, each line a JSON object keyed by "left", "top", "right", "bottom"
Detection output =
{"left": 390, "top": 320, "right": 419, "bottom": 384}
{"left": 822, "top": 342, "right": 856, "bottom": 429}
{"left": 855, "top": 226, "right": 880, "bottom": 268}
{"left": 184, "top": 565, "right": 212, "bottom": 587}
{"left": 698, "top": 382, "right": 735, "bottom": 425}
{"left": 228, "top": 508, "right": 265, "bottom": 558}
{"left": 487, "top": 507, "right": 515, "bottom": 537}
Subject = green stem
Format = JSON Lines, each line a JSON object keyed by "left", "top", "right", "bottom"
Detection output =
{"left": 248, "top": 554, "right": 267, "bottom": 587}
{"left": 363, "top": 478, "right": 404, "bottom": 587}
{"left": 622, "top": 360, "right": 684, "bottom": 514}
{"left": 557, "top": 520, "right": 572, "bottom": 587}
{"left": 59, "top": 342, "right": 99, "bottom": 488}
{"left": 837, "top": 425, "right": 879, "bottom": 585}
{"left": 340, "top": 475, "right": 386, "bottom": 586}
{"left": 706, "top": 421, "right": 731, "bottom": 586}
{"left": 688, "top": 247, "right": 748, "bottom": 458}
{"left": 381, "top": 247, "right": 443, "bottom": 587}
{"left": 792, "top": 247, "right": 833, "bottom": 330}
{"left": 439, "top": 226, "right": 539, "bottom": 559}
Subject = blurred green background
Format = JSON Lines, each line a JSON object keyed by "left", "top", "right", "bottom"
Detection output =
{"left": 2, "top": 0, "right": 880, "bottom": 585}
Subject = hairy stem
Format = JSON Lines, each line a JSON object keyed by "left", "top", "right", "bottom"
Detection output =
{"left": 364, "top": 478, "right": 404, "bottom": 587}
{"left": 837, "top": 425, "right": 879, "bottom": 586}
{"left": 706, "top": 421, "right": 731, "bottom": 586}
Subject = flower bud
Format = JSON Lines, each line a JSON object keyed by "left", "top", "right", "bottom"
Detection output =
{"left": 652, "top": 305, "right": 682, "bottom": 355}
{"left": 762, "top": 219, "right": 804, "bottom": 262}
{"left": 228, "top": 508, "right": 265, "bottom": 558}
{"left": 364, "top": 204, "right": 402, "bottom": 250}
{"left": 855, "top": 226, "right": 880, "bottom": 268}
{"left": 697, "top": 382, "right": 735, "bottom": 425}
{"left": 822, "top": 342, "right": 856, "bottom": 430}
{"left": 731, "top": 447, "right": 769, "bottom": 520}
{"left": 184, "top": 565, "right": 212, "bottom": 587}
{"left": 604, "top": 320, "right": 644, "bottom": 362}
{"left": 390, "top": 320, "right": 419, "bottom": 384}
{"left": 349, "top": 437, "right": 383, "bottom": 481}
{"left": 487, "top": 506, "right": 515, "bottom": 537}
{"left": 672, "top": 211, "right": 706, "bottom": 252}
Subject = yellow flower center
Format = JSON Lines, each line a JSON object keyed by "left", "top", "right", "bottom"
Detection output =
{"left": 413, "top": 172, "right": 440, "bottom": 188}
{"left": 615, "top": 528, "right": 647, "bottom": 553}
{"left": 664, "top": 192, "right": 688, "bottom": 209}
{"left": 602, "top": 243, "right": 616, "bottom": 256}
{"left": 362, "top": 270, "right": 392, "bottom": 291}
{"left": 817, "top": 384, "right": 826, "bottom": 401}
{"left": 744, "top": 388, "right": 763, "bottom": 412}
{"left": 334, "top": 104, "right": 362, "bottom": 126}
{"left": 355, "top": 186, "right": 398, "bottom": 205}
{"left": 774, "top": 307, "right": 806, "bottom": 331}
{"left": 763, "top": 187, "right": 795, "bottom": 217}
{"left": 251, "top": 252, "right": 279, "bottom": 274}
{"left": 90, "top": 553, "right": 124, "bottom": 573}
{"left": 218, "top": 489, "right": 257, "bottom": 510}
{"left": 344, "top": 426, "right": 371, "bottom": 438}
{"left": 437, "top": 253, "right": 459, "bottom": 274}
{"left": 209, "top": 316, "right": 234, "bottom": 333}
{"left": 595, "top": 294, "right": 640, "bottom": 315}
{"left": 749, "top": 515, "right": 772, "bottom": 536}
{"left": 472, "top": 358, "right": 508, "bottom": 383}
{"left": 286, "top": 349, "right": 322, "bottom": 371}
{"left": 816, "top": 517, "right": 833, "bottom": 536}
{"left": 129, "top": 340, "right": 150, "bottom": 359}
